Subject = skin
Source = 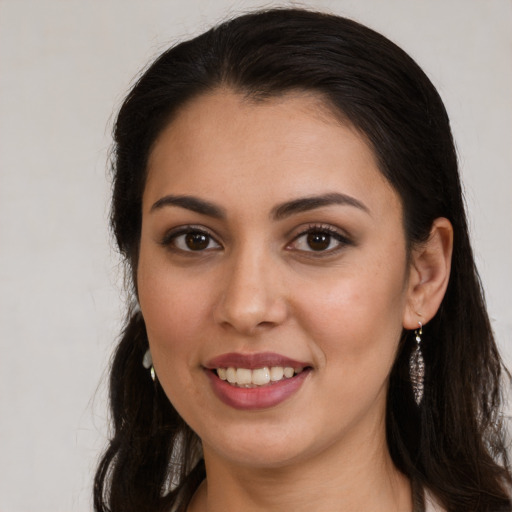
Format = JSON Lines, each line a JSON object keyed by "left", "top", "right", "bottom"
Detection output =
{"left": 137, "top": 90, "right": 453, "bottom": 511}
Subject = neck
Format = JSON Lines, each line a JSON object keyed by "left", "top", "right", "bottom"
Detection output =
{"left": 188, "top": 420, "right": 412, "bottom": 512}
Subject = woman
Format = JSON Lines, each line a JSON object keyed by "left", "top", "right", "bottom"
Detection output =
{"left": 94, "top": 8, "right": 511, "bottom": 512}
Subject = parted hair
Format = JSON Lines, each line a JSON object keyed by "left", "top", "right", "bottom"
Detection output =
{"left": 94, "top": 8, "right": 512, "bottom": 512}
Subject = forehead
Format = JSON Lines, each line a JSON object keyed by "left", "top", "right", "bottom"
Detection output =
{"left": 144, "top": 89, "right": 400, "bottom": 219}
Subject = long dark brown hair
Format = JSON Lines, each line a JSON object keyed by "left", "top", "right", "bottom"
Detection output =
{"left": 95, "top": 8, "right": 511, "bottom": 512}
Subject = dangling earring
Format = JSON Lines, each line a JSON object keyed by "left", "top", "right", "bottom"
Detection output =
{"left": 143, "top": 348, "right": 156, "bottom": 381}
{"left": 409, "top": 322, "right": 424, "bottom": 405}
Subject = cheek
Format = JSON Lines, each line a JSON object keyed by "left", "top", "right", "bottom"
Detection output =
{"left": 294, "top": 278, "right": 406, "bottom": 425}
{"left": 137, "top": 257, "right": 213, "bottom": 366}
{"left": 294, "top": 254, "right": 408, "bottom": 375}
{"left": 138, "top": 268, "right": 215, "bottom": 414}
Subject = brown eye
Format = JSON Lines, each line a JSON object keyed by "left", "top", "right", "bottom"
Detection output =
{"left": 288, "top": 226, "right": 352, "bottom": 255}
{"left": 185, "top": 232, "right": 210, "bottom": 250}
{"left": 165, "top": 228, "right": 221, "bottom": 252}
{"left": 306, "top": 232, "right": 331, "bottom": 251}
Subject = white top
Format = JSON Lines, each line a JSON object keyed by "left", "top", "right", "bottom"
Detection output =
{"left": 425, "top": 490, "right": 446, "bottom": 512}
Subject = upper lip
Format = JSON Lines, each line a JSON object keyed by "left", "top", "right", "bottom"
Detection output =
{"left": 205, "top": 352, "right": 310, "bottom": 370}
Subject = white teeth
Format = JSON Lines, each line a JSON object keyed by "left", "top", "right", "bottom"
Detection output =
{"left": 226, "top": 367, "right": 237, "bottom": 383}
{"left": 269, "top": 366, "right": 284, "bottom": 381}
{"left": 236, "top": 368, "right": 252, "bottom": 386}
{"left": 283, "top": 367, "right": 295, "bottom": 378}
{"left": 216, "top": 366, "right": 305, "bottom": 387}
{"left": 252, "top": 367, "right": 270, "bottom": 385}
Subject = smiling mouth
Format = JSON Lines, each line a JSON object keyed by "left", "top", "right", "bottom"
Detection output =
{"left": 214, "top": 366, "right": 308, "bottom": 388}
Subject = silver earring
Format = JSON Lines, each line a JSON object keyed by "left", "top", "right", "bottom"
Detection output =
{"left": 409, "top": 322, "right": 424, "bottom": 405}
{"left": 142, "top": 348, "right": 156, "bottom": 381}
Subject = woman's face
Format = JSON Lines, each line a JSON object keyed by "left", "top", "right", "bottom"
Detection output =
{"left": 138, "top": 90, "right": 413, "bottom": 469}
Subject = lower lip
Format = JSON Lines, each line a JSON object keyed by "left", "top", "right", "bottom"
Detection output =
{"left": 206, "top": 369, "right": 311, "bottom": 410}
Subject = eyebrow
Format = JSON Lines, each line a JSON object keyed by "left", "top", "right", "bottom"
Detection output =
{"left": 271, "top": 192, "right": 370, "bottom": 220}
{"left": 150, "top": 195, "right": 226, "bottom": 219}
{"left": 150, "top": 192, "right": 369, "bottom": 220}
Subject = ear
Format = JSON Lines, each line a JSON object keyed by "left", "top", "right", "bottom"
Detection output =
{"left": 403, "top": 217, "right": 453, "bottom": 329}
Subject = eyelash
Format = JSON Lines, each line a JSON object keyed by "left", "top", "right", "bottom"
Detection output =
{"left": 287, "top": 224, "right": 353, "bottom": 255}
{"left": 160, "top": 224, "right": 353, "bottom": 255}
{"left": 160, "top": 226, "right": 221, "bottom": 253}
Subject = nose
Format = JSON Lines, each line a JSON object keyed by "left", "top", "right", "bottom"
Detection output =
{"left": 213, "top": 246, "right": 289, "bottom": 335}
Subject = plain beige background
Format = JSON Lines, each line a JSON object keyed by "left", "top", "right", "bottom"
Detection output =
{"left": 0, "top": 1, "right": 511, "bottom": 510}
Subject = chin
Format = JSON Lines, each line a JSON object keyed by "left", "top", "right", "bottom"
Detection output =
{"left": 199, "top": 418, "right": 328, "bottom": 470}
{"left": 209, "top": 442, "right": 308, "bottom": 470}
